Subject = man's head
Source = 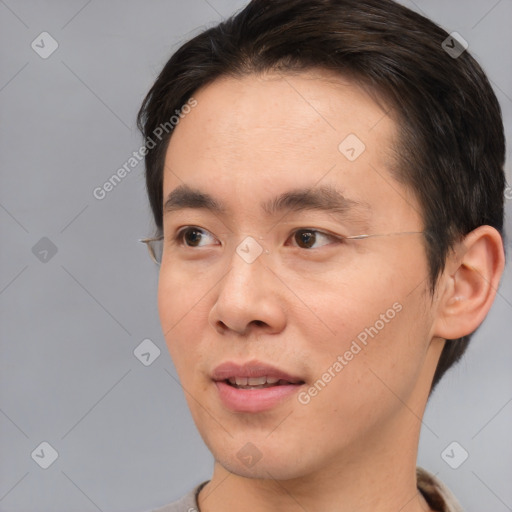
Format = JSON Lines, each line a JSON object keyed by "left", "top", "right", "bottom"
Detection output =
{"left": 138, "top": 0, "right": 506, "bottom": 393}
{"left": 137, "top": 0, "right": 505, "bottom": 481}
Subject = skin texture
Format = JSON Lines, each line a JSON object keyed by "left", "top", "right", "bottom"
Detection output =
{"left": 157, "top": 70, "right": 504, "bottom": 512}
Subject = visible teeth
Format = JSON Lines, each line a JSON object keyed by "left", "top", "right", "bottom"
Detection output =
{"left": 228, "top": 376, "right": 283, "bottom": 386}
{"left": 248, "top": 377, "right": 264, "bottom": 386}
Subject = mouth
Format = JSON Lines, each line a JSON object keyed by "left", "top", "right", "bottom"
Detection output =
{"left": 211, "top": 360, "right": 306, "bottom": 412}
{"left": 224, "top": 376, "right": 305, "bottom": 389}
{"left": 211, "top": 360, "right": 305, "bottom": 387}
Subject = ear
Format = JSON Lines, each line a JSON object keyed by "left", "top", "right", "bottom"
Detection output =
{"left": 432, "top": 225, "right": 505, "bottom": 340}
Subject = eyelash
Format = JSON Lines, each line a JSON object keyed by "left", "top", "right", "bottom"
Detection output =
{"left": 171, "top": 226, "right": 344, "bottom": 250}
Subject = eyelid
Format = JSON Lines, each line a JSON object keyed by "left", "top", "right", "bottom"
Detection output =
{"left": 175, "top": 226, "right": 219, "bottom": 247}
{"left": 286, "top": 228, "right": 343, "bottom": 248}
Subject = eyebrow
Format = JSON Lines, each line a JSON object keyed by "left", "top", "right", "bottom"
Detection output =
{"left": 163, "top": 184, "right": 370, "bottom": 223}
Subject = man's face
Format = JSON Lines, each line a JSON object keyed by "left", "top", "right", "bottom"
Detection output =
{"left": 158, "top": 70, "right": 440, "bottom": 479}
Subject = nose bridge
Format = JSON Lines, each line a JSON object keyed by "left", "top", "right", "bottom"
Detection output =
{"left": 210, "top": 235, "right": 285, "bottom": 335}
{"left": 234, "top": 234, "right": 267, "bottom": 265}
{"left": 222, "top": 235, "right": 268, "bottom": 294}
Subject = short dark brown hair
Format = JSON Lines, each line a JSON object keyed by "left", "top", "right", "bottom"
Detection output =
{"left": 137, "top": 0, "right": 506, "bottom": 392}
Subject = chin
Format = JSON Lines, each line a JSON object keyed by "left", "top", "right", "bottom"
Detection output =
{"left": 218, "top": 454, "right": 310, "bottom": 481}
{"left": 204, "top": 432, "right": 319, "bottom": 481}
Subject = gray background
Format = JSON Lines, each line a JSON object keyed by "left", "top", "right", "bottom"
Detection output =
{"left": 0, "top": 1, "right": 511, "bottom": 511}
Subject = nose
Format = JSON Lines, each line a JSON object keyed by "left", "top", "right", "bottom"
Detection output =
{"left": 208, "top": 243, "right": 287, "bottom": 337}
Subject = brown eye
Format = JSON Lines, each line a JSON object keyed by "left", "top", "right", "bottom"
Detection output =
{"left": 294, "top": 230, "right": 316, "bottom": 249}
{"left": 291, "top": 229, "right": 337, "bottom": 249}
{"left": 176, "top": 227, "right": 216, "bottom": 247}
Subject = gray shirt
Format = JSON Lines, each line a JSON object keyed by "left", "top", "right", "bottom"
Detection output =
{"left": 149, "top": 467, "right": 463, "bottom": 512}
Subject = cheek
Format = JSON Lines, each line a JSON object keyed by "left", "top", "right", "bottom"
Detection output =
{"left": 306, "top": 251, "right": 431, "bottom": 398}
{"left": 157, "top": 267, "right": 179, "bottom": 331}
{"left": 296, "top": 305, "right": 430, "bottom": 447}
{"left": 325, "top": 291, "right": 429, "bottom": 408}
{"left": 157, "top": 262, "right": 210, "bottom": 327}
{"left": 157, "top": 265, "right": 207, "bottom": 373}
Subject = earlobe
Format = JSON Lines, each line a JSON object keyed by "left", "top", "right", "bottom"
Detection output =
{"left": 432, "top": 225, "right": 505, "bottom": 340}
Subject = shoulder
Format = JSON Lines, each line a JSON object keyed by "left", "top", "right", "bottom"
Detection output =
{"left": 417, "top": 467, "right": 464, "bottom": 512}
{"left": 148, "top": 481, "right": 209, "bottom": 512}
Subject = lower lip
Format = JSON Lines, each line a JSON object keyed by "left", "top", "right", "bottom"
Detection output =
{"left": 214, "top": 380, "right": 303, "bottom": 413}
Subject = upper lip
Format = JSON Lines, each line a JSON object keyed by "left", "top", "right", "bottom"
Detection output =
{"left": 211, "top": 360, "right": 305, "bottom": 384}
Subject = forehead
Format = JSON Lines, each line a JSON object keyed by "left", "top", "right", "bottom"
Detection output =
{"left": 163, "top": 70, "right": 420, "bottom": 229}
{"left": 169, "top": 69, "right": 395, "bottom": 155}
